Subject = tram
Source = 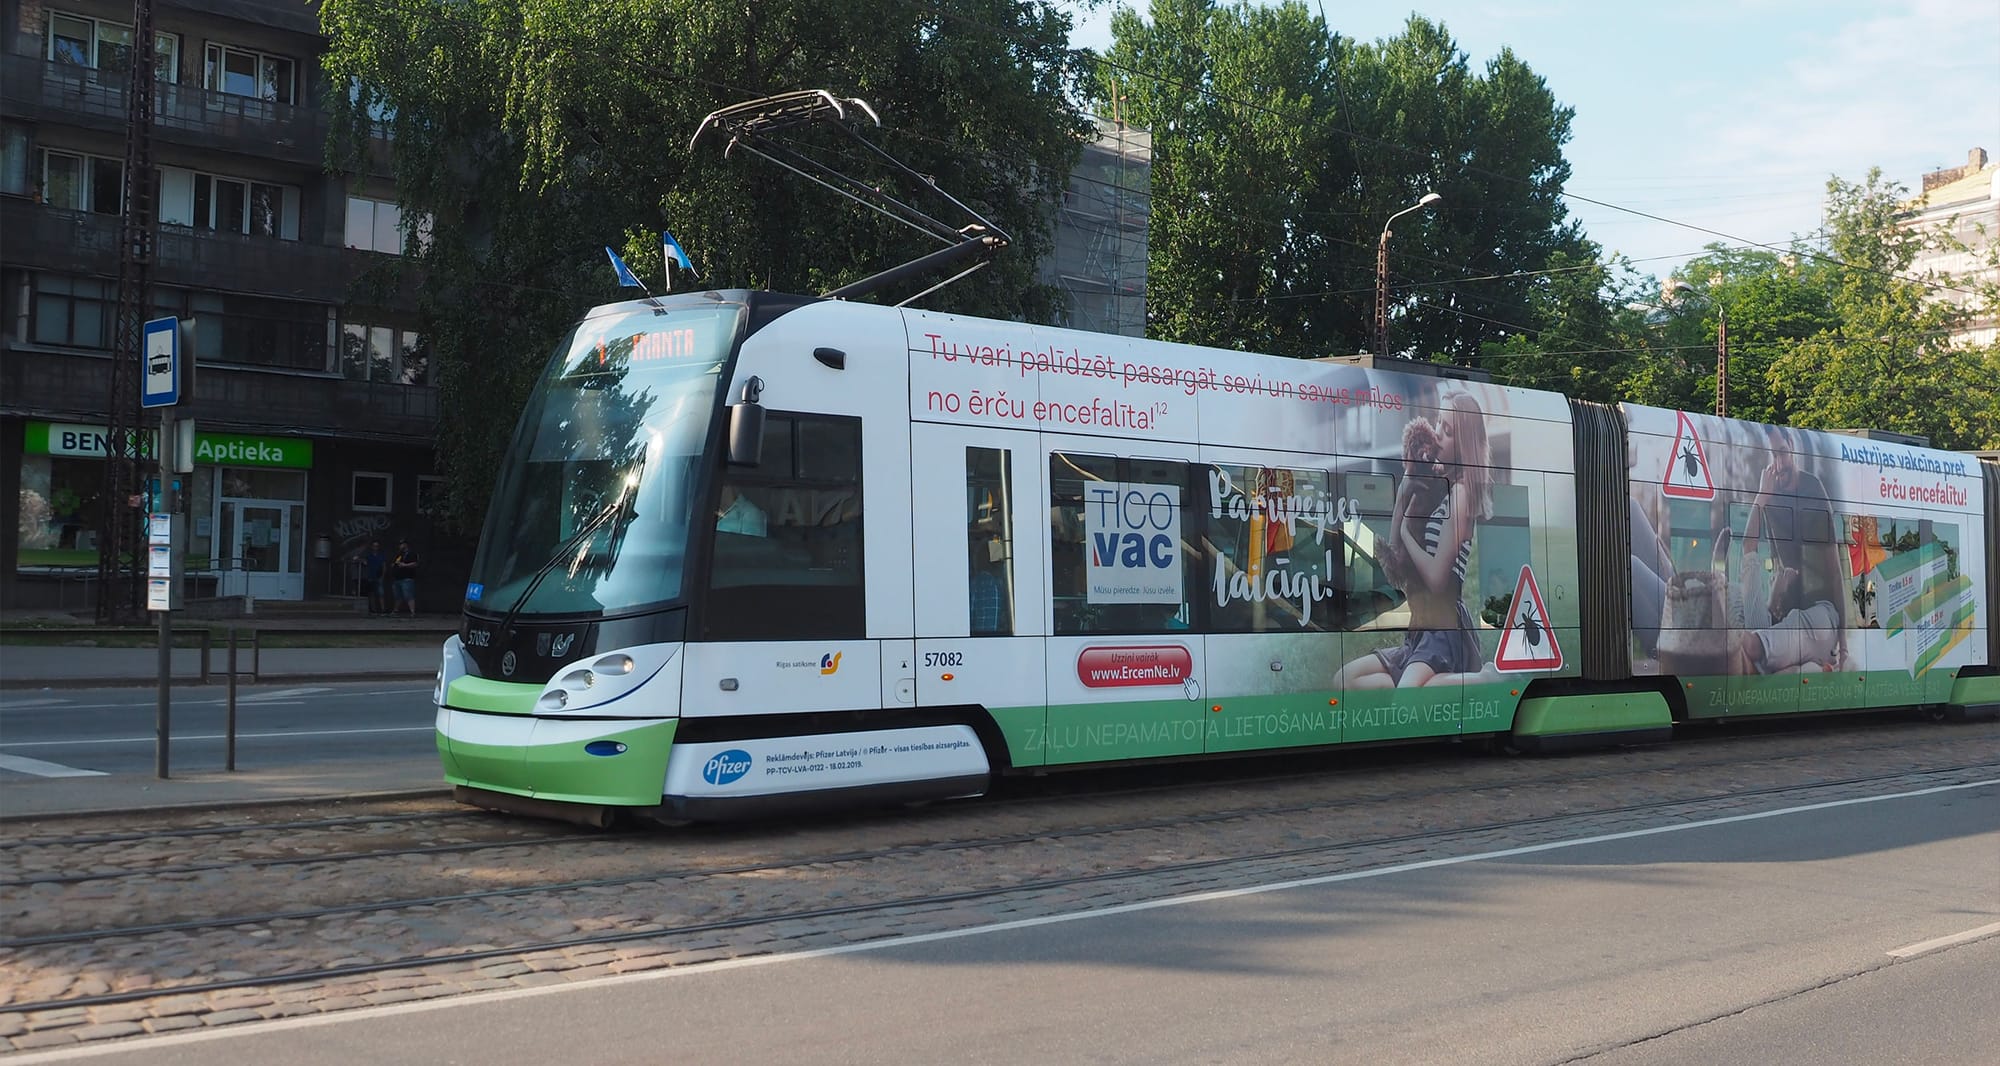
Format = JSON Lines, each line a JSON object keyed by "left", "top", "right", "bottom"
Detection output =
{"left": 432, "top": 289, "right": 1997, "bottom": 824}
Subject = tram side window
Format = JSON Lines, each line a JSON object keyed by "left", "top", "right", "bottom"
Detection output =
{"left": 968, "top": 447, "right": 1014, "bottom": 636}
{"left": 1341, "top": 470, "right": 1403, "bottom": 630}
{"left": 1204, "top": 463, "right": 1340, "bottom": 633}
{"left": 1049, "top": 452, "right": 1195, "bottom": 635}
{"left": 702, "top": 413, "right": 863, "bottom": 641}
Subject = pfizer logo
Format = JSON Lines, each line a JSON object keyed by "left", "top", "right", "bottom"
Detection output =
{"left": 702, "top": 749, "right": 753, "bottom": 786}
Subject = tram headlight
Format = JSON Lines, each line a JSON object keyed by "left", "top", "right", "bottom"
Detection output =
{"left": 532, "top": 642, "right": 679, "bottom": 715}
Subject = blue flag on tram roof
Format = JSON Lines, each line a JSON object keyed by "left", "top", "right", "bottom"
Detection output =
{"left": 662, "top": 230, "right": 695, "bottom": 274}
{"left": 604, "top": 246, "right": 642, "bottom": 288}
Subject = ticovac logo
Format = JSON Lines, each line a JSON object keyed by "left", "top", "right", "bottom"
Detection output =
{"left": 702, "top": 749, "right": 753, "bottom": 786}
{"left": 1083, "top": 482, "right": 1183, "bottom": 605}
{"left": 819, "top": 651, "right": 842, "bottom": 675}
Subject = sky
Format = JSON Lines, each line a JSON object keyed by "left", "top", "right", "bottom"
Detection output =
{"left": 1060, "top": 0, "right": 2000, "bottom": 284}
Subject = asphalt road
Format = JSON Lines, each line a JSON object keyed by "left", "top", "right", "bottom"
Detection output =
{"left": 0, "top": 682, "right": 438, "bottom": 778}
{"left": 20, "top": 777, "right": 1996, "bottom": 1065}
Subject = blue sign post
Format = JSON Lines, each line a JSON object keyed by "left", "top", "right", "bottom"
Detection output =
{"left": 142, "top": 316, "right": 181, "bottom": 409}
{"left": 139, "top": 316, "right": 186, "bottom": 778}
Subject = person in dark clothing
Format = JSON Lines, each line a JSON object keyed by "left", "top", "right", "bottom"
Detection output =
{"left": 361, "top": 540, "right": 388, "bottom": 615}
{"left": 390, "top": 539, "right": 421, "bottom": 616}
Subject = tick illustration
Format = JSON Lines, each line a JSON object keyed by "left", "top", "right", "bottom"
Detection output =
{"left": 1515, "top": 602, "right": 1544, "bottom": 648}
{"left": 1680, "top": 443, "right": 1703, "bottom": 479}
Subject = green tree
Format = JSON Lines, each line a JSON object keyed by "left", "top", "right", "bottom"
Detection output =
{"left": 1767, "top": 170, "right": 2000, "bottom": 449}
{"left": 320, "top": 0, "right": 1091, "bottom": 529}
{"left": 1649, "top": 245, "right": 1838, "bottom": 426}
{"left": 1097, "top": 8, "right": 1586, "bottom": 362}
{"left": 1479, "top": 250, "right": 1652, "bottom": 404}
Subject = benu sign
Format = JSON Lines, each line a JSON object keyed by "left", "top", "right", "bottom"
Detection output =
{"left": 24, "top": 422, "right": 313, "bottom": 468}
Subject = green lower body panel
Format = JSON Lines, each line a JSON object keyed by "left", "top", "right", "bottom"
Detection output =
{"left": 440, "top": 712, "right": 678, "bottom": 806}
{"left": 1947, "top": 673, "right": 2000, "bottom": 721}
{"left": 1511, "top": 691, "right": 1673, "bottom": 752}
{"left": 1679, "top": 670, "right": 1957, "bottom": 718}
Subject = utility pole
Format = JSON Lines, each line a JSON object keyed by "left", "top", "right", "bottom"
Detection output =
{"left": 1714, "top": 305, "right": 1729, "bottom": 418}
{"left": 100, "top": 0, "right": 158, "bottom": 624}
{"left": 1374, "top": 193, "right": 1441, "bottom": 359}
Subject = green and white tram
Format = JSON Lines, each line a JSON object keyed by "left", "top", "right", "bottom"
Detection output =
{"left": 436, "top": 289, "right": 1999, "bottom": 825}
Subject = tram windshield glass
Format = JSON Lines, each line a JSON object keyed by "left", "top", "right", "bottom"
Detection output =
{"left": 466, "top": 302, "right": 740, "bottom": 616}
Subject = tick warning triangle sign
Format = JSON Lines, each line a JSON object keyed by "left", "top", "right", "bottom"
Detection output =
{"left": 1493, "top": 564, "right": 1564, "bottom": 673}
{"left": 1662, "top": 411, "right": 1716, "bottom": 499}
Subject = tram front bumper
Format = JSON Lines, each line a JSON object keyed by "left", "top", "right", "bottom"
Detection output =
{"left": 437, "top": 708, "right": 679, "bottom": 807}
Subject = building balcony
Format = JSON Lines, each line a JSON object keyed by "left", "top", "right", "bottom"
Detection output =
{"left": 165, "top": 0, "right": 323, "bottom": 36}
{"left": 0, "top": 345, "right": 438, "bottom": 443}
{"left": 0, "top": 197, "right": 417, "bottom": 305}
{"left": 1, "top": 54, "right": 327, "bottom": 167}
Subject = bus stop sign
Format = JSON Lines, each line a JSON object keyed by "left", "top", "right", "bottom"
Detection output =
{"left": 142, "top": 316, "right": 181, "bottom": 408}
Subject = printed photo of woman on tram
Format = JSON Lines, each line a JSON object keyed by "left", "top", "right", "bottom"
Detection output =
{"left": 1335, "top": 390, "right": 1494, "bottom": 689}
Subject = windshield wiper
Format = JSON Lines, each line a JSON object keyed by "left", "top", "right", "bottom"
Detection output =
{"left": 491, "top": 462, "right": 643, "bottom": 651}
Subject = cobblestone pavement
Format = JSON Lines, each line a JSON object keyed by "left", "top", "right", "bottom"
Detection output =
{"left": 2, "top": 718, "right": 1995, "bottom": 1053}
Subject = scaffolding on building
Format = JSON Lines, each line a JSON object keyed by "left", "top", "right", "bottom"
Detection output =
{"left": 1044, "top": 116, "right": 1150, "bottom": 337}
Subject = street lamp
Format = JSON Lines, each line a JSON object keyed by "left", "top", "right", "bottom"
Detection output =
{"left": 1375, "top": 191, "right": 1442, "bottom": 358}
{"left": 1661, "top": 279, "right": 1729, "bottom": 417}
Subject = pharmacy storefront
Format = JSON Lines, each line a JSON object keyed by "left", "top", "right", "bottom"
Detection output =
{"left": 19, "top": 421, "right": 316, "bottom": 601}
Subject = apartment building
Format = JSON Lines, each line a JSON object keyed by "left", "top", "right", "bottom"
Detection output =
{"left": 1903, "top": 146, "right": 1998, "bottom": 348}
{"left": 0, "top": 0, "right": 438, "bottom": 610}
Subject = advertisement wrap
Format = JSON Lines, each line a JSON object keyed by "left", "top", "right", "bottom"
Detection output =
{"left": 1624, "top": 405, "right": 1988, "bottom": 714}
{"left": 908, "top": 313, "right": 1581, "bottom": 762}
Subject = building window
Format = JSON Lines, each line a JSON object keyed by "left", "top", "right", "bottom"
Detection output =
{"left": 39, "top": 150, "right": 125, "bottom": 214}
{"left": 352, "top": 472, "right": 392, "bottom": 512}
{"left": 47, "top": 12, "right": 177, "bottom": 81}
{"left": 416, "top": 475, "right": 445, "bottom": 515}
{"left": 159, "top": 167, "right": 296, "bottom": 239}
{"left": 1, "top": 124, "right": 30, "bottom": 197}
{"left": 204, "top": 43, "right": 294, "bottom": 104}
{"left": 151, "top": 287, "right": 330, "bottom": 372}
{"left": 339, "top": 322, "right": 427, "bottom": 385}
{"left": 31, "top": 274, "right": 114, "bottom": 349}
{"left": 344, "top": 196, "right": 396, "bottom": 252}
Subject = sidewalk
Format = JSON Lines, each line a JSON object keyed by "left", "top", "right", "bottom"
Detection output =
{"left": 0, "top": 756, "right": 448, "bottom": 820}
{"left": 2, "top": 611, "right": 458, "bottom": 818}
{"left": 0, "top": 611, "right": 454, "bottom": 688}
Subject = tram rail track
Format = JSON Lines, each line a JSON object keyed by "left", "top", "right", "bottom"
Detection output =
{"left": 6, "top": 759, "right": 1995, "bottom": 1017}
{"left": 0, "top": 721, "right": 1975, "bottom": 896}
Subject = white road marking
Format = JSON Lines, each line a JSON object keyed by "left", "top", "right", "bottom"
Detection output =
{"left": 233, "top": 686, "right": 335, "bottom": 703}
{"left": 1, "top": 725, "right": 434, "bottom": 749}
{"left": 1886, "top": 919, "right": 2000, "bottom": 959}
{"left": 10, "top": 775, "right": 1994, "bottom": 1064}
{"left": 0, "top": 753, "right": 107, "bottom": 778}
{"left": 0, "top": 697, "right": 71, "bottom": 708}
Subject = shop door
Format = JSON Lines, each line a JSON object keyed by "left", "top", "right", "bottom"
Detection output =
{"left": 218, "top": 500, "right": 305, "bottom": 600}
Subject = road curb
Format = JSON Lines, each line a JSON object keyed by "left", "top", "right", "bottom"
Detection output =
{"left": 0, "top": 786, "right": 455, "bottom": 823}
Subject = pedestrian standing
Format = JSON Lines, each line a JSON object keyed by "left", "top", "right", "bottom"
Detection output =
{"left": 390, "top": 539, "right": 421, "bottom": 616}
{"left": 361, "top": 540, "right": 388, "bottom": 615}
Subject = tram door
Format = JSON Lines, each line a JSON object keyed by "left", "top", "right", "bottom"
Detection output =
{"left": 910, "top": 425, "right": 1048, "bottom": 768}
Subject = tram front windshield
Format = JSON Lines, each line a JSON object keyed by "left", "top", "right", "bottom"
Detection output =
{"left": 466, "top": 303, "right": 740, "bottom": 617}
